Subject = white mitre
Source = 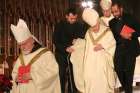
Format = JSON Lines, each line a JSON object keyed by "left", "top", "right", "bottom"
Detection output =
{"left": 82, "top": 8, "right": 99, "bottom": 27}
{"left": 10, "top": 19, "right": 32, "bottom": 43}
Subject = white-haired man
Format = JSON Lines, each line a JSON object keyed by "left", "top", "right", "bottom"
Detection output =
{"left": 100, "top": 0, "right": 114, "bottom": 27}
{"left": 10, "top": 19, "right": 61, "bottom": 93}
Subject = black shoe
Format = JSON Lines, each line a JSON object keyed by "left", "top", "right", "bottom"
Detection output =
{"left": 119, "top": 87, "right": 124, "bottom": 92}
{"left": 136, "top": 82, "right": 140, "bottom": 86}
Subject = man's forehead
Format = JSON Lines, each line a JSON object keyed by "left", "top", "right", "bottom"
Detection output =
{"left": 18, "top": 37, "right": 33, "bottom": 45}
{"left": 112, "top": 4, "right": 120, "bottom": 9}
{"left": 68, "top": 13, "right": 77, "bottom": 17}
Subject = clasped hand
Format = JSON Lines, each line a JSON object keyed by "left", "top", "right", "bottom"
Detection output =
{"left": 94, "top": 44, "right": 103, "bottom": 51}
{"left": 16, "top": 72, "right": 31, "bottom": 82}
{"left": 120, "top": 32, "right": 132, "bottom": 40}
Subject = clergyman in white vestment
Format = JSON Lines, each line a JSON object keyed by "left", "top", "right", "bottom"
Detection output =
{"left": 10, "top": 19, "right": 61, "bottom": 93}
{"left": 71, "top": 8, "right": 116, "bottom": 93}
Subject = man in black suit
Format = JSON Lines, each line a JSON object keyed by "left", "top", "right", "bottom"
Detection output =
{"left": 109, "top": 1, "right": 140, "bottom": 93}
{"left": 53, "top": 8, "right": 86, "bottom": 93}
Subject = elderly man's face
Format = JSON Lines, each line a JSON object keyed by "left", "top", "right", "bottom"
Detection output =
{"left": 66, "top": 13, "right": 78, "bottom": 24}
{"left": 19, "top": 37, "right": 34, "bottom": 55}
{"left": 102, "top": 9, "right": 112, "bottom": 17}
{"left": 91, "top": 21, "right": 100, "bottom": 33}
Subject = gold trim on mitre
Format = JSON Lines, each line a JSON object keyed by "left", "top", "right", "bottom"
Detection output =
{"left": 10, "top": 19, "right": 32, "bottom": 43}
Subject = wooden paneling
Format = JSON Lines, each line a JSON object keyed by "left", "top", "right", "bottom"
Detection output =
{"left": 0, "top": 0, "right": 70, "bottom": 76}
{"left": 0, "top": 0, "right": 69, "bottom": 57}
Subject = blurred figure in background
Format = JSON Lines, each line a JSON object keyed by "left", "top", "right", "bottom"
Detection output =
{"left": 100, "top": 0, "right": 114, "bottom": 27}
